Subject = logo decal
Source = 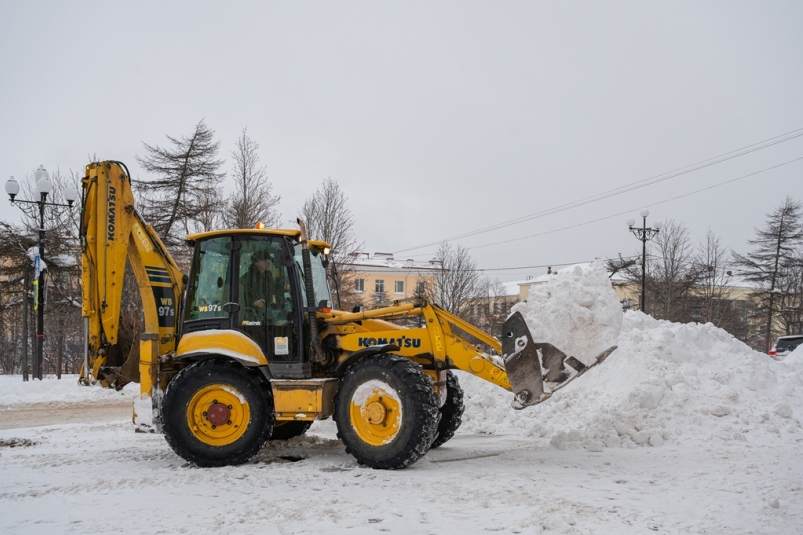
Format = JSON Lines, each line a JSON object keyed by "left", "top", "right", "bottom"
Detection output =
{"left": 358, "top": 336, "right": 421, "bottom": 348}
{"left": 107, "top": 186, "right": 116, "bottom": 241}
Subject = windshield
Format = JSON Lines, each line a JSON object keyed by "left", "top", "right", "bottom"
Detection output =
{"left": 294, "top": 244, "right": 333, "bottom": 307}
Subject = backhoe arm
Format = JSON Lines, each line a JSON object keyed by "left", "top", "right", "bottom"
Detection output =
{"left": 79, "top": 161, "right": 184, "bottom": 391}
{"left": 322, "top": 302, "right": 515, "bottom": 399}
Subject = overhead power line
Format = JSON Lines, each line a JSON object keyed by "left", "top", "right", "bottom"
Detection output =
{"left": 473, "top": 255, "right": 640, "bottom": 272}
{"left": 394, "top": 127, "right": 803, "bottom": 254}
{"left": 464, "top": 154, "right": 803, "bottom": 251}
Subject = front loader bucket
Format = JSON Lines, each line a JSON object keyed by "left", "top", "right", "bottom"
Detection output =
{"left": 501, "top": 312, "right": 616, "bottom": 410}
{"left": 501, "top": 312, "right": 545, "bottom": 408}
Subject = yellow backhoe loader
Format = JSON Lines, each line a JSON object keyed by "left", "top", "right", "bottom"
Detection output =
{"left": 79, "top": 161, "right": 615, "bottom": 469}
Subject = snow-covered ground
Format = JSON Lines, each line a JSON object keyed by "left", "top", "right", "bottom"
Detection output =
{"left": 0, "top": 409, "right": 798, "bottom": 535}
{"left": 1, "top": 264, "right": 801, "bottom": 533}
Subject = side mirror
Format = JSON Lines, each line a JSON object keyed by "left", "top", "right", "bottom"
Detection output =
{"left": 279, "top": 246, "right": 294, "bottom": 266}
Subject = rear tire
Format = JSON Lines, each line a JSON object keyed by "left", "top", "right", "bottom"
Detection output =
{"left": 334, "top": 354, "right": 439, "bottom": 469}
{"left": 430, "top": 370, "right": 464, "bottom": 449}
{"left": 162, "top": 359, "right": 274, "bottom": 467}
{"left": 270, "top": 421, "right": 312, "bottom": 441}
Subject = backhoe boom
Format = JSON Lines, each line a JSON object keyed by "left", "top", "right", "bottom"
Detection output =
{"left": 79, "top": 161, "right": 184, "bottom": 425}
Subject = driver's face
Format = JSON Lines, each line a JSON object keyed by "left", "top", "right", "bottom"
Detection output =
{"left": 255, "top": 259, "right": 270, "bottom": 272}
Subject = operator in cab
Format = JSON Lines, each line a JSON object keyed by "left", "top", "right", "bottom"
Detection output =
{"left": 241, "top": 250, "right": 278, "bottom": 314}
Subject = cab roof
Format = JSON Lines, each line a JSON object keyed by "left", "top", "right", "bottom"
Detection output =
{"left": 185, "top": 228, "right": 330, "bottom": 250}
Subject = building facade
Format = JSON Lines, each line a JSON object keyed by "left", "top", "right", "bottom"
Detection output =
{"left": 341, "top": 252, "right": 441, "bottom": 305}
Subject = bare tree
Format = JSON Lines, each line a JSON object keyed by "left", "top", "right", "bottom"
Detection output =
{"left": 135, "top": 120, "right": 225, "bottom": 243}
{"left": 0, "top": 221, "right": 34, "bottom": 376}
{"left": 223, "top": 128, "right": 281, "bottom": 230}
{"left": 644, "top": 219, "right": 700, "bottom": 322}
{"left": 0, "top": 168, "right": 83, "bottom": 378}
{"left": 299, "top": 178, "right": 363, "bottom": 309}
{"left": 605, "top": 254, "right": 638, "bottom": 279}
{"left": 190, "top": 187, "right": 224, "bottom": 234}
{"left": 467, "top": 277, "right": 511, "bottom": 338}
{"left": 426, "top": 242, "right": 485, "bottom": 319}
{"left": 694, "top": 230, "right": 740, "bottom": 330}
{"left": 733, "top": 196, "right": 803, "bottom": 351}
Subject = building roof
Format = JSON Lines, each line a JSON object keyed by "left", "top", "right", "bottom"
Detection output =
{"left": 515, "top": 262, "right": 760, "bottom": 292}
{"left": 342, "top": 252, "right": 443, "bottom": 272}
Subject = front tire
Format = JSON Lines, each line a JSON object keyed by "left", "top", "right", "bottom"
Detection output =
{"left": 334, "top": 354, "right": 439, "bottom": 469}
{"left": 162, "top": 359, "right": 274, "bottom": 467}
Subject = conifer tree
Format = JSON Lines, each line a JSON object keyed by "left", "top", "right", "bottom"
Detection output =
{"left": 136, "top": 120, "right": 225, "bottom": 243}
{"left": 733, "top": 196, "right": 803, "bottom": 351}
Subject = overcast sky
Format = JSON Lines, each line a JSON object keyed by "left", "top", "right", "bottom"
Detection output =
{"left": 1, "top": 1, "right": 801, "bottom": 282}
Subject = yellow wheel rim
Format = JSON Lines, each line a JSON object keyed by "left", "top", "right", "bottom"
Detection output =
{"left": 186, "top": 384, "right": 251, "bottom": 446}
{"left": 350, "top": 381, "right": 402, "bottom": 446}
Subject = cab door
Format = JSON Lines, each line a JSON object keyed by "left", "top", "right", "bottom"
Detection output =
{"left": 234, "top": 236, "right": 309, "bottom": 379}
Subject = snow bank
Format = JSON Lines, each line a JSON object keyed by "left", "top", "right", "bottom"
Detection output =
{"left": 0, "top": 374, "right": 137, "bottom": 405}
{"left": 459, "top": 313, "right": 803, "bottom": 449}
{"left": 786, "top": 343, "right": 803, "bottom": 364}
{"left": 512, "top": 260, "right": 622, "bottom": 366}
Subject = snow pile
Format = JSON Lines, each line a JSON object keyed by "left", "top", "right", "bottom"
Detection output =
{"left": 786, "top": 343, "right": 803, "bottom": 364}
{"left": 459, "top": 312, "right": 803, "bottom": 449}
{"left": 0, "top": 375, "right": 137, "bottom": 406}
{"left": 513, "top": 260, "right": 622, "bottom": 366}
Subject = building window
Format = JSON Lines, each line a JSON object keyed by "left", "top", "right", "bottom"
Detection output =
{"left": 375, "top": 279, "right": 385, "bottom": 294}
{"left": 416, "top": 281, "right": 426, "bottom": 295}
{"left": 395, "top": 281, "right": 404, "bottom": 294}
{"left": 355, "top": 278, "right": 364, "bottom": 293}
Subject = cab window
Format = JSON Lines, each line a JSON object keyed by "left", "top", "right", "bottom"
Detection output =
{"left": 185, "top": 237, "right": 230, "bottom": 321}
{"left": 293, "top": 244, "right": 333, "bottom": 306}
{"left": 237, "top": 238, "right": 292, "bottom": 325}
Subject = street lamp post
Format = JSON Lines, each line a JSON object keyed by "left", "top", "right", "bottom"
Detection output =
{"left": 627, "top": 210, "right": 662, "bottom": 314}
{"left": 5, "top": 166, "right": 78, "bottom": 380}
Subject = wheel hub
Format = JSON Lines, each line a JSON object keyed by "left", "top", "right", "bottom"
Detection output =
{"left": 186, "top": 384, "right": 250, "bottom": 446}
{"left": 206, "top": 403, "right": 231, "bottom": 426}
{"left": 365, "top": 401, "right": 387, "bottom": 424}
{"left": 349, "top": 381, "right": 402, "bottom": 446}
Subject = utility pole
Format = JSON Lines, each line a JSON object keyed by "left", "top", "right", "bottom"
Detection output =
{"left": 627, "top": 210, "right": 662, "bottom": 314}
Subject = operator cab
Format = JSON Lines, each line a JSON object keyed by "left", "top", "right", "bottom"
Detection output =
{"left": 181, "top": 229, "right": 332, "bottom": 379}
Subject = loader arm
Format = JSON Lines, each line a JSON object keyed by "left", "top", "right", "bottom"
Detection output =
{"left": 322, "top": 301, "right": 509, "bottom": 386}
{"left": 321, "top": 299, "right": 615, "bottom": 408}
{"left": 79, "top": 161, "right": 184, "bottom": 394}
